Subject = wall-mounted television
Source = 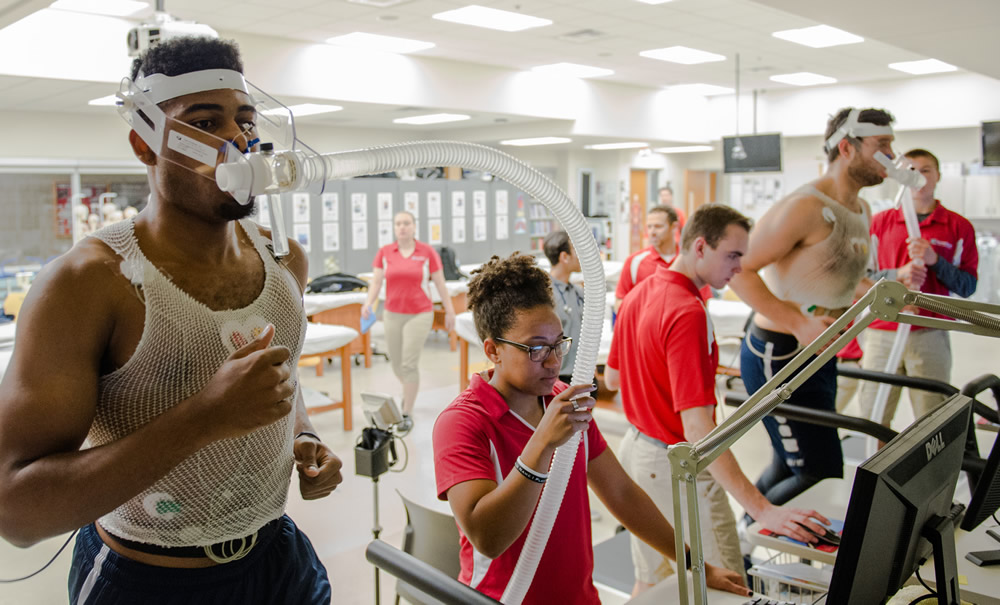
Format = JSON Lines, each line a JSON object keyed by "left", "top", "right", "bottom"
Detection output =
{"left": 982, "top": 121, "right": 1000, "bottom": 167}
{"left": 723, "top": 133, "right": 782, "bottom": 173}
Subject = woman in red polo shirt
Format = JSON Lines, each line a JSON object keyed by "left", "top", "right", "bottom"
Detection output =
{"left": 362, "top": 211, "right": 456, "bottom": 433}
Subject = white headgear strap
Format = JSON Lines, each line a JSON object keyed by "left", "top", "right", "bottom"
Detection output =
{"left": 825, "top": 108, "right": 894, "bottom": 152}
{"left": 135, "top": 69, "right": 249, "bottom": 104}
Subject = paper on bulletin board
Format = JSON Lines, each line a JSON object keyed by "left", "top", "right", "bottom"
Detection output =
{"left": 377, "top": 192, "right": 393, "bottom": 220}
{"left": 321, "top": 193, "right": 339, "bottom": 222}
{"left": 404, "top": 191, "right": 419, "bottom": 217}
{"left": 323, "top": 223, "right": 339, "bottom": 251}
{"left": 452, "top": 217, "right": 466, "bottom": 243}
{"left": 428, "top": 219, "right": 442, "bottom": 245}
{"left": 451, "top": 191, "right": 466, "bottom": 217}
{"left": 427, "top": 191, "right": 442, "bottom": 218}
{"left": 255, "top": 195, "right": 271, "bottom": 228}
{"left": 473, "top": 190, "right": 487, "bottom": 216}
{"left": 351, "top": 193, "right": 367, "bottom": 221}
{"left": 496, "top": 214, "right": 508, "bottom": 240}
{"left": 495, "top": 189, "right": 508, "bottom": 215}
{"left": 377, "top": 220, "right": 393, "bottom": 247}
{"left": 293, "top": 223, "right": 311, "bottom": 251}
{"left": 473, "top": 216, "right": 487, "bottom": 242}
{"left": 352, "top": 222, "right": 368, "bottom": 250}
{"left": 292, "top": 193, "right": 310, "bottom": 223}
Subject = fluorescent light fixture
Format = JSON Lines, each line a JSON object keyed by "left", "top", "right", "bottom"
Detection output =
{"left": 325, "top": 32, "right": 434, "bottom": 54}
{"left": 266, "top": 103, "right": 343, "bottom": 117}
{"left": 531, "top": 62, "right": 613, "bottom": 78}
{"left": 636, "top": 0, "right": 675, "bottom": 4}
{"left": 88, "top": 94, "right": 120, "bottom": 106}
{"left": 500, "top": 137, "right": 572, "bottom": 146}
{"left": 639, "top": 46, "right": 725, "bottom": 65}
{"left": 50, "top": 0, "right": 148, "bottom": 17}
{"left": 769, "top": 72, "right": 837, "bottom": 86}
{"left": 668, "top": 83, "right": 734, "bottom": 96}
{"left": 432, "top": 5, "right": 552, "bottom": 32}
{"left": 654, "top": 145, "right": 714, "bottom": 154}
{"left": 394, "top": 113, "right": 471, "bottom": 125}
{"left": 585, "top": 142, "right": 649, "bottom": 150}
{"left": 888, "top": 59, "right": 957, "bottom": 75}
{"left": 772, "top": 24, "right": 863, "bottom": 48}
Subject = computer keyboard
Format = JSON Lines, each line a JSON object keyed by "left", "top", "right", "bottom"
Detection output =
{"left": 741, "top": 598, "right": 797, "bottom": 605}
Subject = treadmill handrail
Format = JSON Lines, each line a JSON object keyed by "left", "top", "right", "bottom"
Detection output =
{"left": 365, "top": 540, "right": 502, "bottom": 605}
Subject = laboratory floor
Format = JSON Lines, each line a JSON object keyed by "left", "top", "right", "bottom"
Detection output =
{"left": 0, "top": 329, "right": 996, "bottom": 605}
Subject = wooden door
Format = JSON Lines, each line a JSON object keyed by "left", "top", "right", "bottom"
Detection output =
{"left": 683, "top": 170, "right": 717, "bottom": 216}
{"left": 629, "top": 170, "right": 647, "bottom": 254}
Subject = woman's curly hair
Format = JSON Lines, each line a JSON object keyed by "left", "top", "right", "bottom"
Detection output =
{"left": 467, "top": 253, "right": 554, "bottom": 342}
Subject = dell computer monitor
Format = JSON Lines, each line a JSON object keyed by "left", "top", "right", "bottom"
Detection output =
{"left": 827, "top": 394, "right": 973, "bottom": 604}
{"left": 962, "top": 421, "right": 1000, "bottom": 532}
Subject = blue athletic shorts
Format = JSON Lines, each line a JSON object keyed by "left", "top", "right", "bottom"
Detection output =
{"left": 68, "top": 515, "right": 331, "bottom": 605}
{"left": 740, "top": 325, "right": 843, "bottom": 480}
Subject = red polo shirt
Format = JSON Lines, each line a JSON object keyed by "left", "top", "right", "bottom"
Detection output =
{"left": 433, "top": 372, "right": 606, "bottom": 604}
{"left": 616, "top": 246, "right": 674, "bottom": 300}
{"left": 607, "top": 267, "right": 718, "bottom": 445}
{"left": 373, "top": 240, "right": 442, "bottom": 314}
{"left": 869, "top": 201, "right": 978, "bottom": 331}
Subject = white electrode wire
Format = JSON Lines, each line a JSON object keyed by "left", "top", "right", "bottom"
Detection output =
{"left": 220, "top": 141, "right": 605, "bottom": 604}
{"left": 867, "top": 185, "right": 922, "bottom": 456}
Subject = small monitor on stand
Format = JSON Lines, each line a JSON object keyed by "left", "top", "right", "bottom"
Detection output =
{"left": 826, "top": 394, "right": 973, "bottom": 605}
{"left": 961, "top": 424, "right": 1000, "bottom": 566}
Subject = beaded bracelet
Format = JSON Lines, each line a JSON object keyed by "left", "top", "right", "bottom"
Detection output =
{"left": 515, "top": 457, "right": 548, "bottom": 484}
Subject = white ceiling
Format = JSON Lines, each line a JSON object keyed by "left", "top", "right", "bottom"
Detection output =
{"left": 0, "top": 0, "right": 997, "bottom": 134}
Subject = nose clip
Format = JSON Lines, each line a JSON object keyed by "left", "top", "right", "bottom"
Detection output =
{"left": 223, "top": 137, "right": 260, "bottom": 155}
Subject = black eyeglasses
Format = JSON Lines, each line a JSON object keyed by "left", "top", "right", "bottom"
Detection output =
{"left": 494, "top": 337, "right": 572, "bottom": 363}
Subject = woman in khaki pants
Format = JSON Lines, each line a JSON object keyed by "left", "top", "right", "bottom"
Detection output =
{"left": 363, "top": 211, "right": 455, "bottom": 433}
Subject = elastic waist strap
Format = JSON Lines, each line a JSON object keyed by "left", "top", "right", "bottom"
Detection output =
{"left": 748, "top": 322, "right": 800, "bottom": 350}
{"left": 112, "top": 517, "right": 282, "bottom": 559}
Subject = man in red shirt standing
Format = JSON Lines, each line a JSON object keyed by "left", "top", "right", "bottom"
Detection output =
{"left": 859, "top": 148, "right": 978, "bottom": 426}
{"left": 615, "top": 205, "right": 679, "bottom": 309}
{"left": 605, "top": 204, "right": 829, "bottom": 596}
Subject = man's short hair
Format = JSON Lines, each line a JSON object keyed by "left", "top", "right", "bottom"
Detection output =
{"left": 467, "top": 254, "right": 553, "bottom": 342}
{"left": 680, "top": 204, "right": 752, "bottom": 252}
{"left": 130, "top": 37, "right": 243, "bottom": 81}
{"left": 543, "top": 230, "right": 571, "bottom": 265}
{"left": 824, "top": 107, "right": 895, "bottom": 163}
{"left": 904, "top": 148, "right": 940, "bottom": 172}
{"left": 647, "top": 205, "right": 678, "bottom": 224}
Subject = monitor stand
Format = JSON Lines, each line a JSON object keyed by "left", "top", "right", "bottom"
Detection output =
{"left": 923, "top": 514, "right": 961, "bottom": 605}
{"left": 965, "top": 528, "right": 1000, "bottom": 567}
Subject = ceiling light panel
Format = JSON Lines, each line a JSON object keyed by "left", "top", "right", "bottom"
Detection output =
{"left": 585, "top": 142, "right": 649, "bottom": 150}
{"left": 636, "top": 0, "right": 675, "bottom": 4}
{"left": 771, "top": 24, "right": 863, "bottom": 48}
{"left": 394, "top": 113, "right": 471, "bottom": 125}
{"left": 325, "top": 32, "right": 434, "bottom": 54}
{"left": 50, "top": 0, "right": 148, "bottom": 17}
{"left": 88, "top": 94, "right": 119, "bottom": 106}
{"left": 888, "top": 59, "right": 957, "bottom": 75}
{"left": 500, "top": 137, "right": 572, "bottom": 146}
{"left": 654, "top": 145, "right": 714, "bottom": 153}
{"left": 432, "top": 5, "right": 552, "bottom": 32}
{"left": 639, "top": 46, "right": 725, "bottom": 65}
{"left": 769, "top": 72, "right": 837, "bottom": 86}
{"left": 531, "top": 63, "right": 613, "bottom": 78}
{"left": 668, "top": 83, "right": 733, "bottom": 96}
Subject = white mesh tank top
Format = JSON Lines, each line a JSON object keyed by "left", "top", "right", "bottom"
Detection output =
{"left": 88, "top": 218, "right": 306, "bottom": 547}
{"left": 762, "top": 185, "right": 871, "bottom": 310}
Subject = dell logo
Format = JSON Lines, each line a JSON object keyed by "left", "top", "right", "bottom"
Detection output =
{"left": 926, "top": 433, "right": 946, "bottom": 461}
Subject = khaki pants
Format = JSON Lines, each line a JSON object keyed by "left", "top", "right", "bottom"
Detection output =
{"left": 383, "top": 310, "right": 434, "bottom": 384}
{"left": 858, "top": 328, "right": 952, "bottom": 426}
{"left": 617, "top": 427, "right": 745, "bottom": 584}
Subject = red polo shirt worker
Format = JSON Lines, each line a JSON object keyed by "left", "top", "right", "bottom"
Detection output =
{"left": 616, "top": 205, "right": 679, "bottom": 308}
{"left": 433, "top": 254, "right": 747, "bottom": 604}
{"left": 859, "top": 148, "right": 978, "bottom": 426}
{"left": 363, "top": 211, "right": 456, "bottom": 433}
{"left": 605, "top": 204, "right": 829, "bottom": 597}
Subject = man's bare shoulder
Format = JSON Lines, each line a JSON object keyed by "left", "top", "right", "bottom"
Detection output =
{"left": 25, "top": 238, "right": 132, "bottom": 316}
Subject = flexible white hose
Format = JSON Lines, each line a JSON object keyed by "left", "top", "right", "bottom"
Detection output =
{"left": 218, "top": 141, "right": 605, "bottom": 603}
{"left": 867, "top": 185, "right": 923, "bottom": 456}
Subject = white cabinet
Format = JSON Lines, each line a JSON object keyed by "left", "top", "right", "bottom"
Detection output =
{"left": 962, "top": 175, "right": 1000, "bottom": 218}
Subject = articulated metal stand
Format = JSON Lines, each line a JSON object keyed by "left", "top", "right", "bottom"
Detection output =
{"left": 669, "top": 280, "right": 1000, "bottom": 605}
